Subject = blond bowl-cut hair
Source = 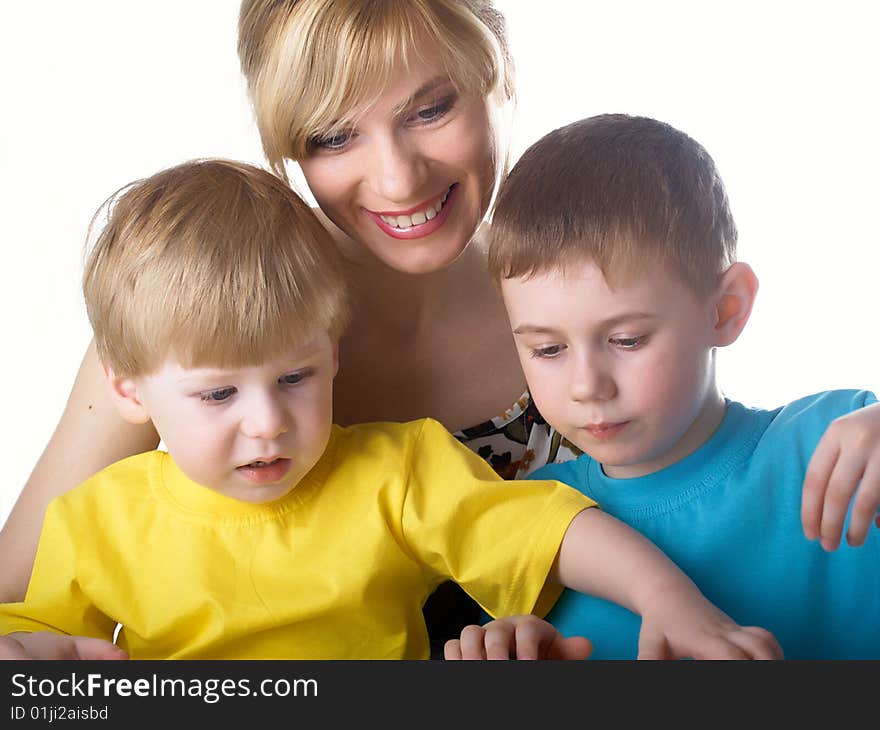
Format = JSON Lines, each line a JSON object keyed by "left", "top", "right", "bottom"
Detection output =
{"left": 237, "top": 0, "right": 513, "bottom": 179}
{"left": 83, "top": 159, "right": 349, "bottom": 378}
{"left": 488, "top": 114, "right": 738, "bottom": 299}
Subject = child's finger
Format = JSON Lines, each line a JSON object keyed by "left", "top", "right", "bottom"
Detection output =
{"left": 546, "top": 635, "right": 592, "bottom": 660}
{"left": 819, "top": 452, "right": 867, "bottom": 551}
{"left": 802, "top": 437, "right": 840, "bottom": 540}
{"left": 726, "top": 626, "right": 783, "bottom": 660}
{"left": 505, "top": 617, "right": 544, "bottom": 660}
{"left": 636, "top": 630, "right": 671, "bottom": 660}
{"left": 688, "top": 636, "right": 750, "bottom": 661}
{"left": 456, "top": 624, "right": 489, "bottom": 660}
{"left": 845, "top": 460, "right": 880, "bottom": 547}
{"left": 443, "top": 639, "right": 463, "bottom": 660}
{"left": 72, "top": 637, "right": 129, "bottom": 660}
{"left": 484, "top": 620, "right": 518, "bottom": 660}
{"left": 0, "top": 636, "right": 31, "bottom": 660}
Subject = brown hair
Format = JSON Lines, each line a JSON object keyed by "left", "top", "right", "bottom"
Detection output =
{"left": 237, "top": 0, "right": 513, "bottom": 178}
{"left": 488, "top": 114, "right": 737, "bottom": 297}
{"left": 83, "top": 159, "right": 349, "bottom": 377}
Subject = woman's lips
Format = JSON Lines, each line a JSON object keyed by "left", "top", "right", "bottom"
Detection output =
{"left": 364, "top": 184, "right": 457, "bottom": 240}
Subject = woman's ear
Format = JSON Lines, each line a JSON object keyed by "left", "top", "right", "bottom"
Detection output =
{"left": 712, "top": 262, "right": 759, "bottom": 347}
{"left": 103, "top": 364, "right": 152, "bottom": 424}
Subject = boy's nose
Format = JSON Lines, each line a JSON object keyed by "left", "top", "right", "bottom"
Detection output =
{"left": 568, "top": 352, "right": 616, "bottom": 403}
{"left": 367, "top": 133, "right": 429, "bottom": 204}
{"left": 239, "top": 396, "right": 288, "bottom": 440}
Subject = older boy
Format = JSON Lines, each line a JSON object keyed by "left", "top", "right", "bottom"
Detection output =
{"left": 477, "top": 114, "right": 880, "bottom": 659}
{"left": 0, "top": 159, "right": 780, "bottom": 660}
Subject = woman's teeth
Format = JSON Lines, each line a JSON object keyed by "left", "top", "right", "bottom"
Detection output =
{"left": 379, "top": 189, "right": 450, "bottom": 230}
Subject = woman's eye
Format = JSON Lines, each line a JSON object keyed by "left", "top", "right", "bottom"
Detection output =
{"left": 610, "top": 336, "right": 645, "bottom": 350}
{"left": 309, "top": 130, "right": 354, "bottom": 151}
{"left": 280, "top": 370, "right": 310, "bottom": 386}
{"left": 200, "top": 387, "right": 236, "bottom": 403}
{"left": 412, "top": 96, "right": 454, "bottom": 124}
{"left": 530, "top": 344, "right": 566, "bottom": 359}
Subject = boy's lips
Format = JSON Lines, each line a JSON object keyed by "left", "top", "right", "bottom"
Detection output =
{"left": 236, "top": 457, "right": 292, "bottom": 484}
{"left": 364, "top": 184, "right": 457, "bottom": 240}
{"left": 581, "top": 421, "right": 629, "bottom": 441}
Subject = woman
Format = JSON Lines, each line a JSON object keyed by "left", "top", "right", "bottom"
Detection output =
{"left": 1, "top": 0, "right": 878, "bottom": 655}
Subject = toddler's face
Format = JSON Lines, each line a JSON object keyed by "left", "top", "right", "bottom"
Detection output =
{"left": 501, "top": 259, "right": 725, "bottom": 478}
{"left": 129, "top": 330, "right": 337, "bottom": 502}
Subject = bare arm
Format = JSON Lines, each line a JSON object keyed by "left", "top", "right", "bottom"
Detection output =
{"left": 552, "top": 509, "right": 782, "bottom": 659}
{"left": 0, "top": 342, "right": 158, "bottom": 602}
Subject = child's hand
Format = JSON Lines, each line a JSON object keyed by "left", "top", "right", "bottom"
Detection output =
{"left": 638, "top": 588, "right": 782, "bottom": 660}
{"left": 0, "top": 631, "right": 129, "bottom": 660}
{"left": 802, "top": 402, "right": 880, "bottom": 551}
{"left": 443, "top": 615, "right": 592, "bottom": 660}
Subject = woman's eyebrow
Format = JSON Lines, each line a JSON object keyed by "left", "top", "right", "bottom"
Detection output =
{"left": 392, "top": 76, "right": 450, "bottom": 115}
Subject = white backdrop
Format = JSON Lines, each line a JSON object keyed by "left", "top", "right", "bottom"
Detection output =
{"left": 1, "top": 0, "right": 877, "bottom": 526}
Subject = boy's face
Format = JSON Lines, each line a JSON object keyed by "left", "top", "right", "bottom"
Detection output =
{"left": 501, "top": 259, "right": 726, "bottom": 479}
{"left": 121, "top": 330, "right": 337, "bottom": 502}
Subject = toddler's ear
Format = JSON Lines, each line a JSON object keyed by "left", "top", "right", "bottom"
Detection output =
{"left": 712, "top": 262, "right": 759, "bottom": 347}
{"left": 103, "top": 365, "right": 151, "bottom": 424}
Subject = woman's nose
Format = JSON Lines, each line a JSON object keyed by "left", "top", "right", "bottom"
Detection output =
{"left": 367, "top": 133, "right": 429, "bottom": 204}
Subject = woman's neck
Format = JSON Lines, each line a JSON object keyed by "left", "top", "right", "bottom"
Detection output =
{"left": 342, "top": 234, "right": 494, "bottom": 339}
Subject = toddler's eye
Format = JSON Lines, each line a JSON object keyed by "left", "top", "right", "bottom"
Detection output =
{"left": 200, "top": 387, "right": 236, "bottom": 403}
{"left": 530, "top": 344, "right": 566, "bottom": 359}
{"left": 279, "top": 370, "right": 310, "bottom": 385}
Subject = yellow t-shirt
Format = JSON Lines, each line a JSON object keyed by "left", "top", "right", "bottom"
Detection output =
{"left": 0, "top": 418, "right": 594, "bottom": 659}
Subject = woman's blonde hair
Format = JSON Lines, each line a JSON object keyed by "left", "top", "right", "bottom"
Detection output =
{"left": 238, "top": 0, "right": 513, "bottom": 179}
{"left": 83, "top": 159, "right": 349, "bottom": 377}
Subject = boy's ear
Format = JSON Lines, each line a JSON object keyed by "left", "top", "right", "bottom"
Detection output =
{"left": 711, "top": 262, "right": 759, "bottom": 347}
{"left": 103, "top": 364, "right": 151, "bottom": 424}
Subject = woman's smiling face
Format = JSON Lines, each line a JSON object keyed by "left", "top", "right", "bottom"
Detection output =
{"left": 297, "top": 44, "right": 497, "bottom": 274}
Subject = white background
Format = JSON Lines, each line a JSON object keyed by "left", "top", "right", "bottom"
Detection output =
{"left": 1, "top": 0, "right": 877, "bottom": 526}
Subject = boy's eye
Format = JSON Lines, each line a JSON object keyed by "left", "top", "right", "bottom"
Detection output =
{"left": 530, "top": 344, "right": 566, "bottom": 359}
{"left": 279, "top": 369, "right": 310, "bottom": 386}
{"left": 309, "top": 130, "right": 354, "bottom": 151}
{"left": 609, "top": 336, "right": 646, "bottom": 350}
{"left": 200, "top": 386, "right": 236, "bottom": 403}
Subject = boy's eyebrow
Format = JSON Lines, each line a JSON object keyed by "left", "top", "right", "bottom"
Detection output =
{"left": 392, "top": 76, "right": 451, "bottom": 116}
{"left": 174, "top": 342, "right": 327, "bottom": 385}
{"left": 512, "top": 313, "right": 656, "bottom": 336}
{"left": 512, "top": 324, "right": 563, "bottom": 336}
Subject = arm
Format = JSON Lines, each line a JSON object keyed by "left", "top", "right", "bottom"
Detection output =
{"left": 0, "top": 496, "right": 122, "bottom": 657}
{"left": 0, "top": 633, "right": 127, "bottom": 661}
{"left": 552, "top": 509, "right": 781, "bottom": 659}
{"left": 0, "top": 342, "right": 159, "bottom": 602}
{"left": 801, "top": 401, "right": 880, "bottom": 551}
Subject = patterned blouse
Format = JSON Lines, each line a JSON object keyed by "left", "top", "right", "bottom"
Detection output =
{"left": 453, "top": 390, "right": 582, "bottom": 479}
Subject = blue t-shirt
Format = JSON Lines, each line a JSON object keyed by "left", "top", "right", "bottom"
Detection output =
{"left": 532, "top": 390, "right": 880, "bottom": 659}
